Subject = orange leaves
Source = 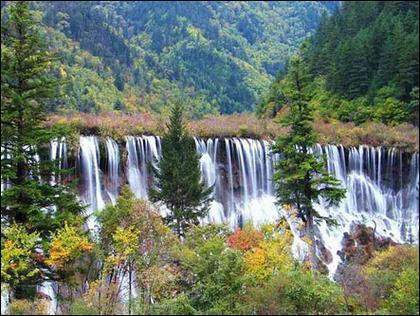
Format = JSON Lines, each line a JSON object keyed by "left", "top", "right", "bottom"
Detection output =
{"left": 1, "top": 225, "right": 40, "bottom": 285}
{"left": 46, "top": 223, "right": 93, "bottom": 270}
{"left": 228, "top": 221, "right": 295, "bottom": 283}
{"left": 227, "top": 224, "right": 263, "bottom": 252}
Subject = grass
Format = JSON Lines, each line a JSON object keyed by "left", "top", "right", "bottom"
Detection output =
{"left": 46, "top": 112, "right": 419, "bottom": 152}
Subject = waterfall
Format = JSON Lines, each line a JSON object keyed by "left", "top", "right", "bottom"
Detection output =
{"left": 44, "top": 136, "right": 419, "bottom": 275}
{"left": 105, "top": 138, "right": 120, "bottom": 204}
{"left": 79, "top": 136, "right": 105, "bottom": 230}
{"left": 126, "top": 136, "right": 161, "bottom": 198}
{"left": 50, "top": 137, "right": 67, "bottom": 185}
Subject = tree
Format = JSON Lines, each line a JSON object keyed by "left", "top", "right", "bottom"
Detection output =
{"left": 1, "top": 225, "right": 40, "bottom": 297}
{"left": 113, "top": 99, "right": 126, "bottom": 112}
{"left": 363, "top": 245, "right": 419, "bottom": 309}
{"left": 385, "top": 268, "right": 419, "bottom": 315}
{"left": 1, "top": 1, "right": 83, "bottom": 296}
{"left": 150, "top": 102, "right": 212, "bottom": 238}
{"left": 178, "top": 225, "right": 245, "bottom": 314}
{"left": 98, "top": 186, "right": 178, "bottom": 315}
{"left": 272, "top": 56, "right": 346, "bottom": 272}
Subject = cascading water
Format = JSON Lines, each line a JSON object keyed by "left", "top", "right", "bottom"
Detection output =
{"left": 2, "top": 135, "right": 418, "bottom": 314}
{"left": 50, "top": 136, "right": 420, "bottom": 273}
{"left": 79, "top": 136, "right": 105, "bottom": 230}
{"left": 104, "top": 138, "right": 120, "bottom": 204}
{"left": 126, "top": 136, "right": 161, "bottom": 198}
{"left": 50, "top": 137, "right": 67, "bottom": 185}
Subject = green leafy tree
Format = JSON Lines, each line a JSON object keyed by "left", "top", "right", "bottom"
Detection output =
{"left": 1, "top": 225, "right": 40, "bottom": 297}
{"left": 243, "top": 269, "right": 346, "bottom": 315}
{"left": 150, "top": 103, "right": 212, "bottom": 238}
{"left": 385, "top": 268, "right": 419, "bottom": 315}
{"left": 98, "top": 186, "right": 179, "bottom": 314}
{"left": 178, "top": 225, "right": 245, "bottom": 314}
{"left": 272, "top": 56, "right": 346, "bottom": 272}
{"left": 1, "top": 1, "right": 83, "bottom": 296}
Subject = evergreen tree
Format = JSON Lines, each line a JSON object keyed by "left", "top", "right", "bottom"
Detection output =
{"left": 1, "top": 1, "right": 83, "bottom": 296}
{"left": 272, "top": 57, "right": 346, "bottom": 272}
{"left": 150, "top": 102, "right": 212, "bottom": 238}
{"left": 347, "top": 38, "right": 370, "bottom": 99}
{"left": 113, "top": 99, "right": 126, "bottom": 112}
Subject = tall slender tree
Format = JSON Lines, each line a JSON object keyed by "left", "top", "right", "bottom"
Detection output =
{"left": 272, "top": 56, "right": 346, "bottom": 272}
{"left": 150, "top": 102, "right": 212, "bottom": 238}
{"left": 1, "top": 1, "right": 83, "bottom": 297}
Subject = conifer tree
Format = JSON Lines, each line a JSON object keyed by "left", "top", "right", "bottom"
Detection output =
{"left": 272, "top": 56, "right": 346, "bottom": 272}
{"left": 150, "top": 102, "right": 212, "bottom": 238}
{"left": 1, "top": 1, "right": 83, "bottom": 296}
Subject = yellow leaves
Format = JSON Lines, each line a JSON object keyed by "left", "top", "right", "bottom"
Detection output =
{"left": 138, "top": 265, "right": 179, "bottom": 300}
{"left": 4, "top": 239, "right": 15, "bottom": 249}
{"left": 59, "top": 66, "right": 67, "bottom": 78}
{"left": 244, "top": 248, "right": 268, "bottom": 279}
{"left": 1, "top": 225, "right": 40, "bottom": 285}
{"left": 112, "top": 226, "right": 140, "bottom": 258}
{"left": 46, "top": 223, "right": 93, "bottom": 269}
{"left": 241, "top": 222, "right": 295, "bottom": 283}
{"left": 363, "top": 245, "right": 419, "bottom": 278}
{"left": 186, "top": 25, "right": 205, "bottom": 42}
{"left": 302, "top": 236, "right": 313, "bottom": 246}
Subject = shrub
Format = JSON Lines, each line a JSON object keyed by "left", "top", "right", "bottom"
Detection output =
{"left": 243, "top": 269, "right": 346, "bottom": 315}
{"left": 385, "top": 268, "right": 419, "bottom": 315}
{"left": 363, "top": 245, "right": 419, "bottom": 308}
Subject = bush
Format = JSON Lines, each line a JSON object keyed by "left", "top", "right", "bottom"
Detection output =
{"left": 363, "top": 245, "right": 419, "bottom": 309}
{"left": 134, "top": 294, "right": 196, "bottom": 315}
{"left": 69, "top": 298, "right": 100, "bottom": 315}
{"left": 374, "top": 97, "right": 409, "bottom": 125}
{"left": 243, "top": 269, "right": 346, "bottom": 315}
{"left": 385, "top": 268, "right": 419, "bottom": 315}
{"left": 9, "top": 299, "right": 48, "bottom": 315}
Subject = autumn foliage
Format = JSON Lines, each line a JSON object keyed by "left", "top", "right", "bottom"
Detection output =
{"left": 46, "top": 223, "right": 93, "bottom": 269}
{"left": 227, "top": 223, "right": 263, "bottom": 251}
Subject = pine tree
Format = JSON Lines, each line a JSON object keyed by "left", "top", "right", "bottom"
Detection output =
{"left": 347, "top": 38, "right": 370, "bottom": 99}
{"left": 397, "top": 32, "right": 419, "bottom": 100}
{"left": 1, "top": 1, "right": 83, "bottom": 296}
{"left": 149, "top": 102, "right": 212, "bottom": 238}
{"left": 272, "top": 57, "right": 346, "bottom": 272}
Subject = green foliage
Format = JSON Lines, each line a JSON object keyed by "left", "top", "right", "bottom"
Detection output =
{"left": 134, "top": 294, "right": 196, "bottom": 315}
{"left": 69, "top": 298, "right": 100, "bottom": 315}
{"left": 177, "top": 225, "right": 245, "bottom": 314}
{"left": 1, "top": 225, "right": 40, "bottom": 292}
{"left": 272, "top": 58, "right": 344, "bottom": 220}
{"left": 1, "top": 2, "right": 83, "bottom": 296}
{"left": 260, "top": 1, "right": 419, "bottom": 126}
{"left": 272, "top": 56, "right": 346, "bottom": 271}
{"left": 374, "top": 97, "right": 409, "bottom": 125}
{"left": 150, "top": 103, "right": 213, "bottom": 237}
{"left": 363, "top": 245, "right": 419, "bottom": 308}
{"left": 14, "top": 1, "right": 337, "bottom": 115}
{"left": 243, "top": 269, "right": 346, "bottom": 315}
{"left": 385, "top": 268, "right": 419, "bottom": 315}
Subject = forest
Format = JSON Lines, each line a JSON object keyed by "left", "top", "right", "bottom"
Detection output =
{"left": 1, "top": 1, "right": 338, "bottom": 116}
{"left": 1, "top": 1, "right": 419, "bottom": 316}
{"left": 259, "top": 1, "right": 419, "bottom": 126}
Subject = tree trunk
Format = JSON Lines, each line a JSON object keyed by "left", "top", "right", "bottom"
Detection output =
{"left": 128, "top": 264, "right": 132, "bottom": 315}
{"left": 306, "top": 214, "right": 319, "bottom": 272}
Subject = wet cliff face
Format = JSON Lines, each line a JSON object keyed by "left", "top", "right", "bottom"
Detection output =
{"left": 51, "top": 135, "right": 419, "bottom": 274}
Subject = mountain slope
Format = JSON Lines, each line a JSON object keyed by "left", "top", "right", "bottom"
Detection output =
{"left": 30, "top": 1, "right": 337, "bottom": 116}
{"left": 259, "top": 1, "right": 419, "bottom": 126}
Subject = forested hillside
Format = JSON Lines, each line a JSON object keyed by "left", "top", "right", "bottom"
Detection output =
{"left": 259, "top": 1, "right": 419, "bottom": 126}
{"left": 2, "top": 1, "right": 337, "bottom": 117}
{"left": 1, "top": 2, "right": 419, "bottom": 315}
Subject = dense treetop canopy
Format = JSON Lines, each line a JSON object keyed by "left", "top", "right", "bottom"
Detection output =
{"left": 0, "top": 1, "right": 337, "bottom": 116}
